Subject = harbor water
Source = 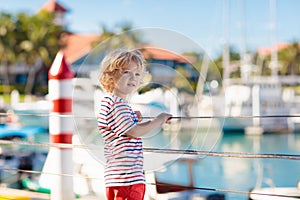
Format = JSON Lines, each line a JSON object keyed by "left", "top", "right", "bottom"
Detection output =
{"left": 153, "top": 130, "right": 300, "bottom": 200}
{"left": 0, "top": 125, "right": 299, "bottom": 200}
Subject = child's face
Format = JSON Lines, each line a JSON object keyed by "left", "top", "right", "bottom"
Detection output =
{"left": 113, "top": 62, "right": 142, "bottom": 98}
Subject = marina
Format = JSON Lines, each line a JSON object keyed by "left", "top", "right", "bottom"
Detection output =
{"left": 0, "top": 1, "right": 300, "bottom": 199}
{"left": 0, "top": 127, "right": 299, "bottom": 199}
{"left": 0, "top": 53, "right": 299, "bottom": 199}
{"left": 218, "top": 76, "right": 300, "bottom": 134}
{"left": 0, "top": 50, "right": 299, "bottom": 199}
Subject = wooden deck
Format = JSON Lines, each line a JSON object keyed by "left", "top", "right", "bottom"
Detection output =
{"left": 0, "top": 188, "right": 100, "bottom": 200}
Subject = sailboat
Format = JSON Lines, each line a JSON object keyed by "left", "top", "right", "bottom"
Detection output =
{"left": 216, "top": 0, "right": 297, "bottom": 134}
{"left": 249, "top": 184, "right": 300, "bottom": 200}
{"left": 220, "top": 75, "right": 293, "bottom": 134}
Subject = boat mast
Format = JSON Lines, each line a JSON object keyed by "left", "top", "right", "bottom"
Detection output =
{"left": 269, "top": 0, "right": 279, "bottom": 77}
{"left": 239, "top": 0, "right": 251, "bottom": 81}
{"left": 222, "top": 0, "right": 230, "bottom": 86}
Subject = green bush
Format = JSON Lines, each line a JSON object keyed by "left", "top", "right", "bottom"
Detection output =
{"left": 0, "top": 85, "right": 25, "bottom": 94}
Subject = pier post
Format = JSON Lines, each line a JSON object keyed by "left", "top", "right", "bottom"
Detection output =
{"left": 39, "top": 51, "right": 74, "bottom": 199}
{"left": 245, "top": 85, "right": 263, "bottom": 135}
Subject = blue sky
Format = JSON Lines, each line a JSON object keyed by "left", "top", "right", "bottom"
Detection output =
{"left": 1, "top": 0, "right": 300, "bottom": 57}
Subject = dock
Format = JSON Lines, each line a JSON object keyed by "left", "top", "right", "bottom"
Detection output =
{"left": 0, "top": 188, "right": 99, "bottom": 200}
{"left": 0, "top": 188, "right": 49, "bottom": 200}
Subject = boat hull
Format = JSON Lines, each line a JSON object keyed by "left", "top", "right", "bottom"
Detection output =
{"left": 249, "top": 187, "right": 300, "bottom": 200}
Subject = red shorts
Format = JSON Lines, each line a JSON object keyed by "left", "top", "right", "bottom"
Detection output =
{"left": 106, "top": 183, "right": 146, "bottom": 200}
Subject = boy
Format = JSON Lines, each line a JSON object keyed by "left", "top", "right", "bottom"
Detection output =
{"left": 97, "top": 49, "right": 172, "bottom": 200}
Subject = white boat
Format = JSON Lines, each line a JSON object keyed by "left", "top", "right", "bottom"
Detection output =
{"left": 219, "top": 77, "right": 294, "bottom": 134}
{"left": 216, "top": 0, "right": 300, "bottom": 134}
{"left": 249, "top": 183, "right": 300, "bottom": 200}
{"left": 286, "top": 90, "right": 300, "bottom": 132}
{"left": 12, "top": 100, "right": 50, "bottom": 129}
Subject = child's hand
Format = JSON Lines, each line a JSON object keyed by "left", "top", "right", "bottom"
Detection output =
{"left": 157, "top": 113, "right": 172, "bottom": 124}
{"left": 166, "top": 116, "right": 173, "bottom": 123}
{"left": 135, "top": 110, "right": 143, "bottom": 122}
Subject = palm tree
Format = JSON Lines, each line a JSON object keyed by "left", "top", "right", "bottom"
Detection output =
{"left": 0, "top": 12, "right": 18, "bottom": 96}
{"left": 213, "top": 46, "right": 241, "bottom": 80}
{"left": 278, "top": 42, "right": 300, "bottom": 75}
{"left": 85, "top": 21, "right": 143, "bottom": 66}
{"left": 17, "top": 11, "right": 65, "bottom": 94}
{"left": 95, "top": 21, "right": 142, "bottom": 48}
{"left": 0, "top": 11, "right": 65, "bottom": 95}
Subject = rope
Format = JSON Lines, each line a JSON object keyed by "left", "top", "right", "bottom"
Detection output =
{"left": 1, "top": 112, "right": 300, "bottom": 119}
{"left": 0, "top": 139, "right": 299, "bottom": 160}
{"left": 143, "top": 148, "right": 300, "bottom": 160}
{"left": 145, "top": 115, "right": 300, "bottom": 119}
{"left": 147, "top": 182, "right": 300, "bottom": 199}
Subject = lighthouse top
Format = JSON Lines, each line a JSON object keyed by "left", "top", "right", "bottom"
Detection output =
{"left": 49, "top": 51, "right": 74, "bottom": 80}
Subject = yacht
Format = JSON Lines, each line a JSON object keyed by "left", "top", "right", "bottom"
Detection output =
{"left": 218, "top": 77, "right": 294, "bottom": 134}
{"left": 249, "top": 182, "right": 300, "bottom": 200}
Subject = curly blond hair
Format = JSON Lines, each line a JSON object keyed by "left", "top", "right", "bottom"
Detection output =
{"left": 99, "top": 49, "right": 145, "bottom": 93}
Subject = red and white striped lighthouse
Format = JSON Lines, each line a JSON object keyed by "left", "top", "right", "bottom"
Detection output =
{"left": 39, "top": 51, "right": 74, "bottom": 199}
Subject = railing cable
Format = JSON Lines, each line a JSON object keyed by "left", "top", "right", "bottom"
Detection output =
{"left": 1, "top": 112, "right": 300, "bottom": 119}
{"left": 0, "top": 167, "right": 299, "bottom": 199}
{"left": 0, "top": 140, "right": 299, "bottom": 160}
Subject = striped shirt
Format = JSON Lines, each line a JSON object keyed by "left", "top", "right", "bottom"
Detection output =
{"left": 97, "top": 94, "right": 145, "bottom": 186}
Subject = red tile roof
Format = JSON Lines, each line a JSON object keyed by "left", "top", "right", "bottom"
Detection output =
{"left": 142, "top": 45, "right": 196, "bottom": 63}
{"left": 60, "top": 35, "right": 196, "bottom": 64}
{"left": 257, "top": 42, "right": 290, "bottom": 56}
{"left": 59, "top": 33, "right": 196, "bottom": 64}
{"left": 39, "top": 0, "right": 68, "bottom": 13}
{"left": 60, "top": 33, "right": 100, "bottom": 64}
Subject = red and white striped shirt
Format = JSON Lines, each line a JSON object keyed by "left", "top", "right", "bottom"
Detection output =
{"left": 97, "top": 94, "right": 145, "bottom": 186}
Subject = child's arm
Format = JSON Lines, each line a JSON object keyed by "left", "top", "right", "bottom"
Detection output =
{"left": 125, "top": 113, "right": 172, "bottom": 138}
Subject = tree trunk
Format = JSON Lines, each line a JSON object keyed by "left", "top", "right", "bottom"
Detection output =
{"left": 25, "top": 59, "right": 42, "bottom": 95}
{"left": 1, "top": 61, "right": 11, "bottom": 96}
